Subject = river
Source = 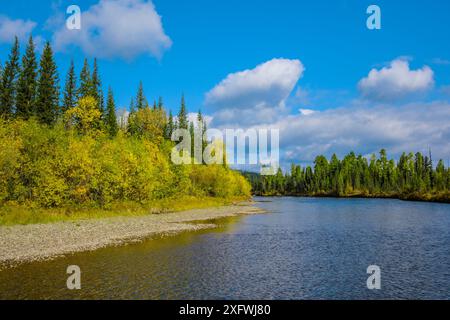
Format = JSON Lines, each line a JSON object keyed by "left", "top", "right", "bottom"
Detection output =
{"left": 1, "top": 197, "right": 449, "bottom": 299}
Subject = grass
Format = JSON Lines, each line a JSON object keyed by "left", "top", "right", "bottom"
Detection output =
{"left": 0, "top": 196, "right": 250, "bottom": 226}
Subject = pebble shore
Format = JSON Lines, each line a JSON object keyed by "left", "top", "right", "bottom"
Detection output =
{"left": 0, "top": 203, "right": 265, "bottom": 269}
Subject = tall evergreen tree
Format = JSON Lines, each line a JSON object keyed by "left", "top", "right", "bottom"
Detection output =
{"left": 62, "top": 60, "right": 77, "bottom": 113}
{"left": 91, "top": 58, "right": 104, "bottom": 115}
{"left": 158, "top": 96, "right": 164, "bottom": 111}
{"left": 177, "top": 94, "right": 188, "bottom": 130}
{"left": 78, "top": 58, "right": 93, "bottom": 99}
{"left": 16, "top": 36, "right": 38, "bottom": 119}
{"left": 165, "top": 110, "right": 174, "bottom": 139}
{"left": 105, "top": 87, "right": 118, "bottom": 137}
{"left": 136, "top": 81, "right": 146, "bottom": 110}
{"left": 36, "top": 42, "right": 59, "bottom": 125}
{"left": 0, "top": 60, "right": 3, "bottom": 100}
{"left": 0, "top": 37, "right": 20, "bottom": 118}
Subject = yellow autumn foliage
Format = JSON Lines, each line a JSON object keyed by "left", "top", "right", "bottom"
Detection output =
{"left": 0, "top": 117, "right": 251, "bottom": 209}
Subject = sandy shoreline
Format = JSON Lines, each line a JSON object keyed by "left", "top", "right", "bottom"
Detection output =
{"left": 0, "top": 202, "right": 265, "bottom": 269}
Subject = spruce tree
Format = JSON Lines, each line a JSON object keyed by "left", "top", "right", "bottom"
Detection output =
{"left": 158, "top": 96, "right": 164, "bottom": 111}
{"left": 62, "top": 60, "right": 77, "bottom": 113}
{"left": 165, "top": 110, "right": 174, "bottom": 139}
{"left": 91, "top": 58, "right": 104, "bottom": 115}
{"left": 0, "top": 37, "right": 20, "bottom": 118}
{"left": 177, "top": 94, "right": 188, "bottom": 130}
{"left": 197, "top": 109, "right": 207, "bottom": 149}
{"left": 78, "top": 58, "right": 93, "bottom": 99}
{"left": 36, "top": 42, "right": 59, "bottom": 125}
{"left": 136, "top": 81, "right": 146, "bottom": 109}
{"left": 0, "top": 60, "right": 3, "bottom": 101}
{"left": 105, "top": 87, "right": 118, "bottom": 136}
{"left": 16, "top": 36, "right": 38, "bottom": 119}
{"left": 127, "top": 98, "right": 137, "bottom": 135}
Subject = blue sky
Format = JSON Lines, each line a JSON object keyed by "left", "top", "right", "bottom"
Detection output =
{"left": 1, "top": 0, "right": 450, "bottom": 165}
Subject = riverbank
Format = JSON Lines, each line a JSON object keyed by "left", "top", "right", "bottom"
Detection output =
{"left": 0, "top": 202, "right": 265, "bottom": 269}
{"left": 254, "top": 191, "right": 450, "bottom": 204}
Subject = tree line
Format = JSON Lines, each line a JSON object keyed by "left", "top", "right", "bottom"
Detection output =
{"left": 246, "top": 150, "right": 450, "bottom": 202}
{"left": 0, "top": 37, "right": 250, "bottom": 209}
{"left": 0, "top": 36, "right": 206, "bottom": 139}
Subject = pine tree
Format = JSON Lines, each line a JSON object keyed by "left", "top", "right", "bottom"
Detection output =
{"left": 158, "top": 96, "right": 164, "bottom": 111}
{"left": 177, "top": 94, "right": 188, "bottom": 130}
{"left": 105, "top": 87, "right": 118, "bottom": 137}
{"left": 62, "top": 60, "right": 77, "bottom": 113}
{"left": 36, "top": 42, "right": 59, "bottom": 125}
{"left": 165, "top": 110, "right": 174, "bottom": 139}
{"left": 0, "top": 37, "right": 20, "bottom": 118}
{"left": 127, "top": 98, "right": 137, "bottom": 135}
{"left": 16, "top": 36, "right": 38, "bottom": 119}
{"left": 197, "top": 109, "right": 207, "bottom": 149}
{"left": 78, "top": 58, "right": 93, "bottom": 99}
{"left": 0, "top": 60, "right": 3, "bottom": 101}
{"left": 129, "top": 98, "right": 135, "bottom": 114}
{"left": 136, "top": 81, "right": 146, "bottom": 110}
{"left": 91, "top": 58, "right": 104, "bottom": 115}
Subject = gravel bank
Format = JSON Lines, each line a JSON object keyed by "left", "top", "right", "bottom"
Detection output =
{"left": 0, "top": 203, "right": 265, "bottom": 269}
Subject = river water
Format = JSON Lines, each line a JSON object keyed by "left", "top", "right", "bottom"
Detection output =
{"left": 1, "top": 197, "right": 449, "bottom": 299}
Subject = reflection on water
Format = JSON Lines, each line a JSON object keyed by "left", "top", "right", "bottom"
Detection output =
{"left": 1, "top": 198, "right": 450, "bottom": 300}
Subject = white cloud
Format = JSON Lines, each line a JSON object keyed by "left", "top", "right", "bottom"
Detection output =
{"left": 208, "top": 100, "right": 450, "bottom": 167}
{"left": 299, "top": 108, "right": 315, "bottom": 116}
{"left": 261, "top": 102, "right": 450, "bottom": 164}
{"left": 358, "top": 59, "right": 434, "bottom": 101}
{"left": 205, "top": 59, "right": 449, "bottom": 167}
{"left": 0, "top": 15, "right": 37, "bottom": 43}
{"left": 205, "top": 58, "right": 304, "bottom": 109}
{"left": 52, "top": 0, "right": 172, "bottom": 60}
{"left": 205, "top": 58, "right": 303, "bottom": 126}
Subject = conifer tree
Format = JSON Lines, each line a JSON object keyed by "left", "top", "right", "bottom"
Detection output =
{"left": 78, "top": 58, "right": 93, "bottom": 99}
{"left": 127, "top": 98, "right": 137, "bottom": 135}
{"left": 177, "top": 94, "right": 188, "bottom": 130}
{"left": 136, "top": 81, "right": 146, "bottom": 110}
{"left": 158, "top": 96, "right": 164, "bottom": 111}
{"left": 16, "top": 36, "right": 37, "bottom": 119}
{"left": 91, "top": 58, "right": 104, "bottom": 115}
{"left": 36, "top": 42, "right": 59, "bottom": 125}
{"left": 62, "top": 60, "right": 77, "bottom": 113}
{"left": 0, "top": 60, "right": 3, "bottom": 100}
{"left": 165, "top": 110, "right": 174, "bottom": 139}
{"left": 0, "top": 37, "right": 20, "bottom": 118}
{"left": 105, "top": 87, "right": 118, "bottom": 136}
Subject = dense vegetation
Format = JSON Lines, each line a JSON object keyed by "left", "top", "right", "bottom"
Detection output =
{"left": 0, "top": 37, "right": 250, "bottom": 218}
{"left": 246, "top": 150, "right": 450, "bottom": 203}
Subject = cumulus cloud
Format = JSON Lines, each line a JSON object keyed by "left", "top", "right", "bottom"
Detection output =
{"left": 0, "top": 15, "right": 37, "bottom": 43}
{"left": 206, "top": 58, "right": 304, "bottom": 109}
{"left": 358, "top": 59, "right": 434, "bottom": 101}
{"left": 255, "top": 102, "right": 450, "bottom": 165}
{"left": 205, "top": 58, "right": 303, "bottom": 126}
{"left": 52, "top": 0, "right": 172, "bottom": 60}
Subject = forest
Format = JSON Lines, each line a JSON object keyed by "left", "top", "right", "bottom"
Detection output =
{"left": 0, "top": 36, "right": 251, "bottom": 222}
{"left": 246, "top": 150, "right": 450, "bottom": 203}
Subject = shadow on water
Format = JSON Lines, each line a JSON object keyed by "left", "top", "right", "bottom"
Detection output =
{"left": 0, "top": 216, "right": 243, "bottom": 300}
